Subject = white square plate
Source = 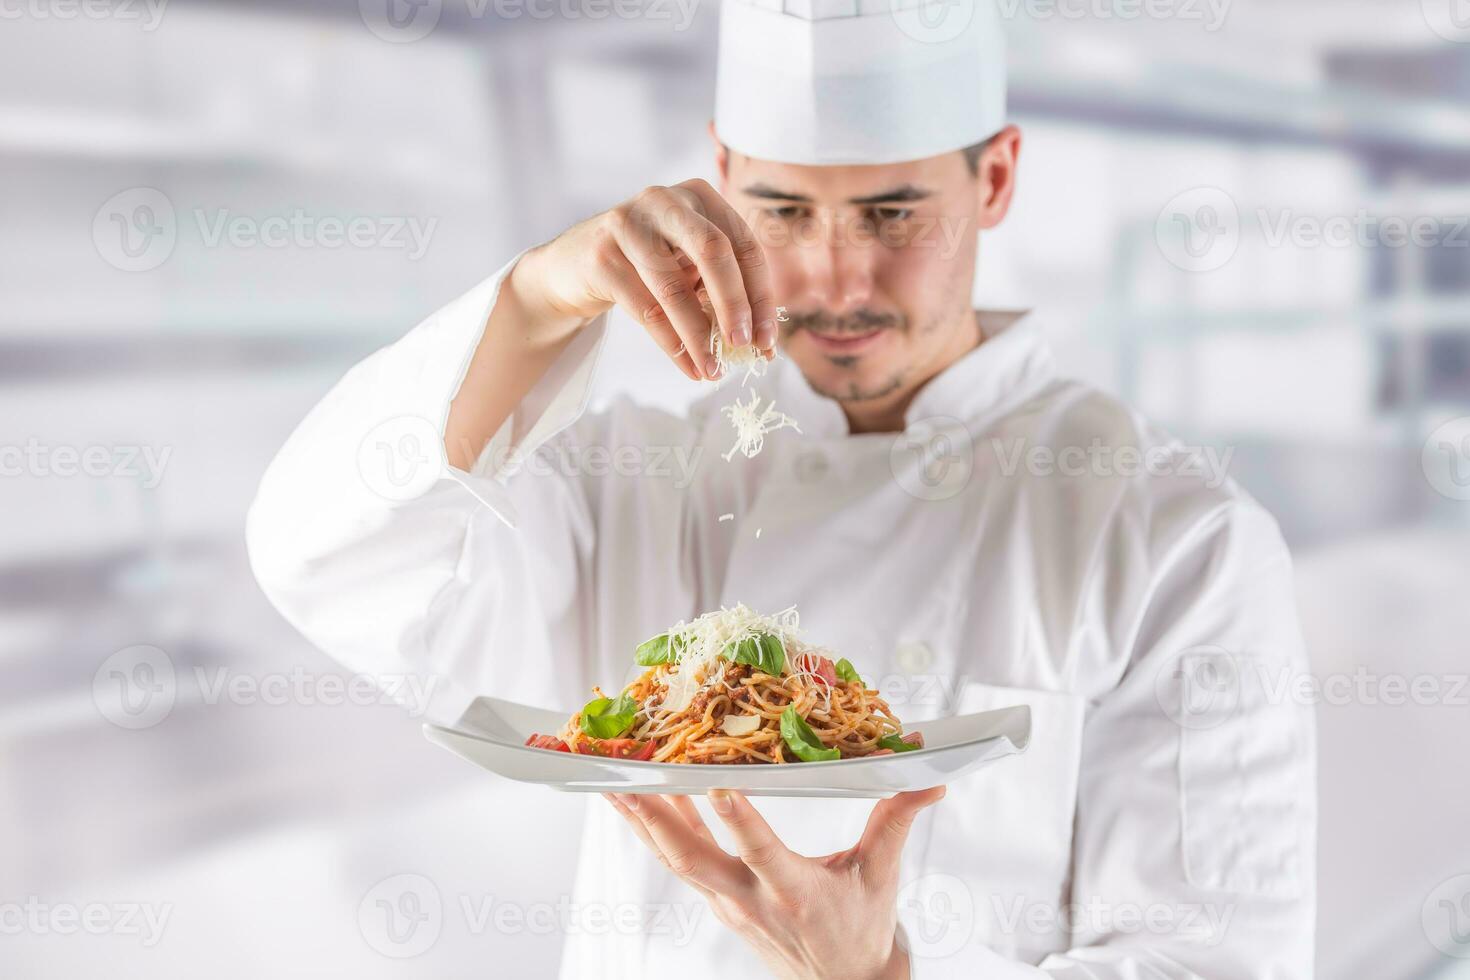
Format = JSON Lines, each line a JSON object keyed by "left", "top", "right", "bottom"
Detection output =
{"left": 423, "top": 697, "right": 1031, "bottom": 798}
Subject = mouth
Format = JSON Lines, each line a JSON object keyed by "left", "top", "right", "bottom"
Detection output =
{"left": 804, "top": 328, "right": 888, "bottom": 357}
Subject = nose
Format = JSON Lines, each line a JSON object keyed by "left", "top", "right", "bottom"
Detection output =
{"left": 798, "top": 212, "right": 877, "bottom": 315}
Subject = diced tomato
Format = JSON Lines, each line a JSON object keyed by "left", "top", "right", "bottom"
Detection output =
{"left": 573, "top": 738, "right": 656, "bottom": 761}
{"left": 805, "top": 655, "right": 837, "bottom": 686}
{"left": 900, "top": 731, "right": 925, "bottom": 749}
{"left": 868, "top": 748, "right": 895, "bottom": 757}
{"left": 524, "top": 733, "right": 571, "bottom": 753}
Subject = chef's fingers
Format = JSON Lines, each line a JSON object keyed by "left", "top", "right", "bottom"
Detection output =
{"left": 648, "top": 186, "right": 752, "bottom": 358}
{"left": 666, "top": 794, "right": 718, "bottom": 843}
{"left": 591, "top": 247, "right": 702, "bottom": 381}
{"left": 676, "top": 178, "right": 779, "bottom": 351}
{"left": 612, "top": 205, "right": 724, "bottom": 380}
{"left": 618, "top": 792, "right": 752, "bottom": 896}
{"left": 707, "top": 790, "right": 803, "bottom": 896}
{"left": 603, "top": 794, "right": 716, "bottom": 900}
{"left": 854, "top": 786, "right": 946, "bottom": 884}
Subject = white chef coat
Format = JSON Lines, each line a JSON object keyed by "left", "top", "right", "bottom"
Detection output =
{"left": 247, "top": 252, "right": 1316, "bottom": 979}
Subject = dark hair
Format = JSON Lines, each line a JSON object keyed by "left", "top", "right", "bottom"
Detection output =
{"left": 960, "top": 134, "right": 998, "bottom": 177}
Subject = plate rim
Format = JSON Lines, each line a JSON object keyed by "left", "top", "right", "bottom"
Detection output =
{"left": 422, "top": 696, "right": 1031, "bottom": 769}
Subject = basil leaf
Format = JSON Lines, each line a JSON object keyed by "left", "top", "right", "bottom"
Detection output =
{"left": 580, "top": 693, "right": 638, "bottom": 739}
{"left": 834, "top": 658, "right": 862, "bottom": 684}
{"left": 727, "top": 633, "right": 786, "bottom": 676}
{"left": 877, "top": 733, "right": 922, "bottom": 753}
{"left": 635, "top": 633, "right": 679, "bottom": 666}
{"left": 780, "top": 705, "right": 840, "bottom": 762}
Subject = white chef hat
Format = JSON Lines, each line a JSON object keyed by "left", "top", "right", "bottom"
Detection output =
{"left": 714, "top": 0, "right": 1007, "bottom": 167}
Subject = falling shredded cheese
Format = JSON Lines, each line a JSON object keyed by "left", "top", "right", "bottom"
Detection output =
{"left": 722, "top": 390, "right": 801, "bottom": 462}
{"left": 755, "top": 528, "right": 762, "bottom": 539}
{"left": 718, "top": 513, "right": 734, "bottom": 522}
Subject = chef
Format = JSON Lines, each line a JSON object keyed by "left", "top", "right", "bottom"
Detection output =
{"left": 247, "top": 0, "right": 1316, "bottom": 977}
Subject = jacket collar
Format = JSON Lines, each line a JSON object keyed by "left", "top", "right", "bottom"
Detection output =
{"left": 769, "top": 311, "right": 1056, "bottom": 440}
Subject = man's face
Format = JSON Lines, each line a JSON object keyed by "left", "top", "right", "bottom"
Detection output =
{"left": 719, "top": 148, "right": 987, "bottom": 412}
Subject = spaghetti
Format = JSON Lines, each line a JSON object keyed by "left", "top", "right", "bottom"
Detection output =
{"left": 524, "top": 605, "right": 923, "bottom": 764}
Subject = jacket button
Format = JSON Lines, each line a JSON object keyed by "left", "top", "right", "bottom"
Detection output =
{"left": 794, "top": 450, "right": 829, "bottom": 484}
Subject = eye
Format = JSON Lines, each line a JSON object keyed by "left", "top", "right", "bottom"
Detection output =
{"left": 765, "top": 205, "right": 806, "bottom": 220}
{"left": 871, "top": 207, "right": 913, "bottom": 222}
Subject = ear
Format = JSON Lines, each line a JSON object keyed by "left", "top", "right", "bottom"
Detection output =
{"left": 708, "top": 120, "right": 731, "bottom": 192}
{"left": 974, "top": 124, "right": 1022, "bottom": 231}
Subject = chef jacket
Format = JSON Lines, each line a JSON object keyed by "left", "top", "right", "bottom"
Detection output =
{"left": 248, "top": 252, "right": 1316, "bottom": 979}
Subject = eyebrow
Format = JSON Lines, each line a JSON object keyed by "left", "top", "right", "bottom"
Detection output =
{"left": 739, "top": 183, "right": 933, "bottom": 205}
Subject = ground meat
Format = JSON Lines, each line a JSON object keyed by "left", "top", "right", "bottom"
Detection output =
{"left": 686, "top": 688, "right": 713, "bottom": 717}
{"left": 722, "top": 662, "right": 752, "bottom": 686}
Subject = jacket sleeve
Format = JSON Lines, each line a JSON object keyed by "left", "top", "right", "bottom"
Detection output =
{"left": 245, "top": 251, "right": 611, "bottom": 722}
{"left": 902, "top": 497, "right": 1317, "bottom": 979}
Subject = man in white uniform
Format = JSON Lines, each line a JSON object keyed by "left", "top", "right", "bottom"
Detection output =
{"left": 247, "top": 1, "right": 1316, "bottom": 977}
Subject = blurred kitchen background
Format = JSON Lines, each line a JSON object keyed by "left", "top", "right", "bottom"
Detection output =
{"left": 2, "top": 0, "right": 1468, "bottom": 977}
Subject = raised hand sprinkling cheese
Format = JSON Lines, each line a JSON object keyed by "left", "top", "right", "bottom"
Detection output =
{"left": 709, "top": 305, "right": 790, "bottom": 384}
